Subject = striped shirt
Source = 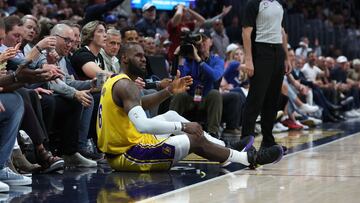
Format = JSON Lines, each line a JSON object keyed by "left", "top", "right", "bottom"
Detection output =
{"left": 242, "top": 0, "right": 285, "bottom": 44}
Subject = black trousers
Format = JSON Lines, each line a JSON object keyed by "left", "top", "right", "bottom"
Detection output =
{"left": 89, "top": 92, "right": 101, "bottom": 145}
{"left": 50, "top": 95, "right": 83, "bottom": 155}
{"left": 16, "top": 88, "right": 48, "bottom": 145}
{"left": 241, "top": 43, "right": 285, "bottom": 146}
{"left": 39, "top": 94, "right": 56, "bottom": 136}
{"left": 230, "top": 88, "right": 247, "bottom": 127}
{"left": 222, "top": 92, "right": 242, "bottom": 129}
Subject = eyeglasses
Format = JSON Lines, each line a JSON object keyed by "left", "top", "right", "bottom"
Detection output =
{"left": 56, "top": 34, "right": 74, "bottom": 45}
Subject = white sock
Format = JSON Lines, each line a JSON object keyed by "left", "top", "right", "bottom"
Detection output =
{"left": 226, "top": 149, "right": 249, "bottom": 166}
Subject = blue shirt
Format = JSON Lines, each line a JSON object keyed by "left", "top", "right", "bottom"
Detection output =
{"left": 179, "top": 55, "right": 224, "bottom": 96}
{"left": 224, "top": 61, "right": 241, "bottom": 87}
{"left": 0, "top": 44, "right": 43, "bottom": 71}
{"left": 135, "top": 18, "right": 157, "bottom": 38}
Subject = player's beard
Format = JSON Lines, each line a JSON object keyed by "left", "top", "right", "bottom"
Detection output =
{"left": 128, "top": 60, "right": 146, "bottom": 78}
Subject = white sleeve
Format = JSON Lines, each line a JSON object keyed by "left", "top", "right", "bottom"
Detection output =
{"left": 128, "top": 105, "right": 183, "bottom": 135}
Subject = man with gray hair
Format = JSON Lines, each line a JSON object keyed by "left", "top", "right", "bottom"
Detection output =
{"left": 49, "top": 23, "right": 95, "bottom": 109}
{"left": 48, "top": 23, "right": 103, "bottom": 165}
{"left": 100, "top": 28, "right": 121, "bottom": 73}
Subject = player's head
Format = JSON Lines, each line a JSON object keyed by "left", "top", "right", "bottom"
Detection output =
{"left": 119, "top": 42, "right": 147, "bottom": 78}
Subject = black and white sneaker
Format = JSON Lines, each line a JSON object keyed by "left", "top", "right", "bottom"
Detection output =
{"left": 256, "top": 145, "right": 284, "bottom": 165}
{"left": 79, "top": 149, "right": 104, "bottom": 161}
{"left": 222, "top": 136, "right": 255, "bottom": 167}
{"left": 261, "top": 142, "right": 288, "bottom": 155}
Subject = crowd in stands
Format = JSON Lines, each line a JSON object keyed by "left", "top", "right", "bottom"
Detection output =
{"left": 0, "top": 0, "right": 360, "bottom": 194}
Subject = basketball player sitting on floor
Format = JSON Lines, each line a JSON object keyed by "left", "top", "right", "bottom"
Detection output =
{"left": 96, "top": 43, "right": 283, "bottom": 171}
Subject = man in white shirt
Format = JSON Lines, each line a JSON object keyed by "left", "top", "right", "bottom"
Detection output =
{"left": 301, "top": 51, "right": 324, "bottom": 83}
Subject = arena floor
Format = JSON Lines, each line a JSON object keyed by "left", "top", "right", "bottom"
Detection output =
{"left": 3, "top": 119, "right": 360, "bottom": 203}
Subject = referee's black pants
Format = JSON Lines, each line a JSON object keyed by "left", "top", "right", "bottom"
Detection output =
{"left": 241, "top": 42, "right": 285, "bottom": 147}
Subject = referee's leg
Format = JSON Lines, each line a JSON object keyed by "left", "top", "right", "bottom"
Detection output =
{"left": 241, "top": 44, "right": 277, "bottom": 138}
{"left": 260, "top": 46, "right": 285, "bottom": 146}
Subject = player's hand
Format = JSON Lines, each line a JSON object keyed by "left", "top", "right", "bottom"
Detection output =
{"left": 158, "top": 78, "right": 172, "bottom": 89}
{"left": 42, "top": 64, "right": 65, "bottom": 79}
{"left": 167, "top": 70, "right": 193, "bottom": 94}
{"left": 182, "top": 122, "right": 203, "bottom": 137}
{"left": 15, "top": 64, "right": 62, "bottom": 84}
{"left": 134, "top": 77, "right": 145, "bottom": 89}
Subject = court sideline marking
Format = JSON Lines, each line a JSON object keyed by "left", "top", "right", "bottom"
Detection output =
{"left": 138, "top": 132, "right": 360, "bottom": 203}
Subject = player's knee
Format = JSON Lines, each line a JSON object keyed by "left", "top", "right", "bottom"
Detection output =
{"left": 189, "top": 133, "right": 208, "bottom": 153}
{"left": 189, "top": 132, "right": 207, "bottom": 145}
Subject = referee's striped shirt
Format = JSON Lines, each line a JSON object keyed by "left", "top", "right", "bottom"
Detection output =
{"left": 242, "top": 0, "right": 285, "bottom": 44}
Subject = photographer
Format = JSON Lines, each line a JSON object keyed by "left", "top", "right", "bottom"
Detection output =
{"left": 169, "top": 30, "right": 223, "bottom": 138}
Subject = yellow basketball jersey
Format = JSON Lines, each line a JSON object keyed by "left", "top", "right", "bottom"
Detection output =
{"left": 96, "top": 74, "right": 159, "bottom": 155}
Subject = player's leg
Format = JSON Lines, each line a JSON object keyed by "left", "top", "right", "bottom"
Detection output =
{"left": 184, "top": 133, "right": 255, "bottom": 166}
{"left": 153, "top": 110, "right": 254, "bottom": 152}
